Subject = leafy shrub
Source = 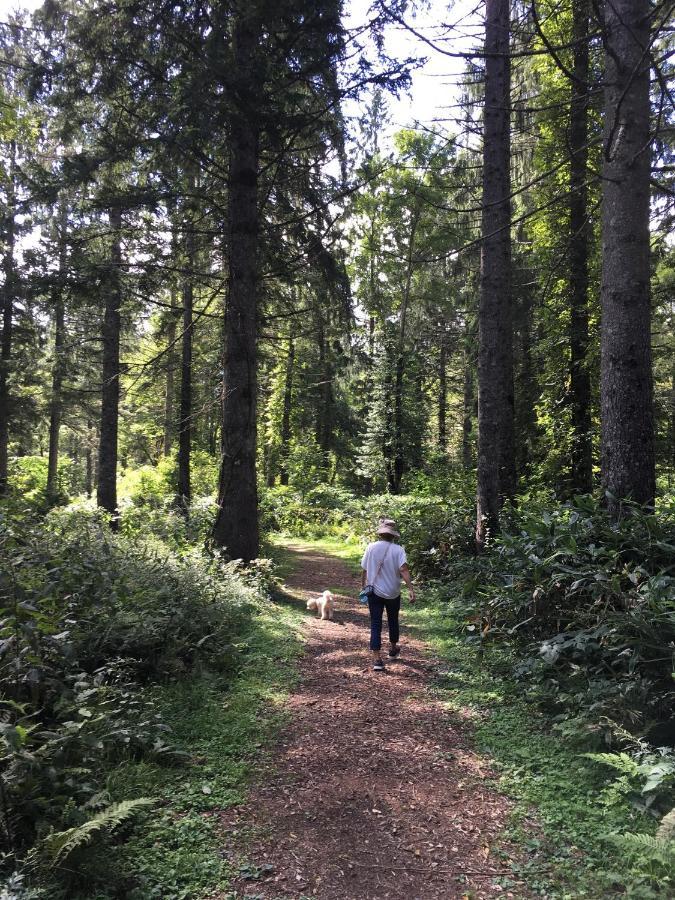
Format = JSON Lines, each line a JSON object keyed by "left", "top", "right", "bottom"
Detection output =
{"left": 5, "top": 457, "right": 75, "bottom": 510}
{"left": 260, "top": 481, "right": 476, "bottom": 574}
{"left": 585, "top": 746, "right": 675, "bottom": 815}
{"left": 118, "top": 451, "right": 217, "bottom": 507}
{"left": 119, "top": 495, "right": 218, "bottom": 551}
{"left": 117, "top": 463, "right": 169, "bottom": 506}
{"left": 0, "top": 505, "right": 259, "bottom": 880}
{"left": 259, "top": 485, "right": 349, "bottom": 538}
{"left": 451, "top": 496, "right": 675, "bottom": 746}
{"left": 357, "top": 490, "right": 476, "bottom": 576}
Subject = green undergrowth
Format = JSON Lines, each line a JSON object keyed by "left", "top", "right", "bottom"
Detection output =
{"left": 70, "top": 596, "right": 305, "bottom": 900}
{"left": 409, "top": 595, "right": 672, "bottom": 898}
{"left": 265, "top": 532, "right": 364, "bottom": 585}
{"left": 0, "top": 502, "right": 308, "bottom": 899}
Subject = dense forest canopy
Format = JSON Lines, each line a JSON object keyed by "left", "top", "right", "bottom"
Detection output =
{"left": 0, "top": 0, "right": 672, "bottom": 547}
{"left": 1, "top": 0, "right": 674, "bottom": 896}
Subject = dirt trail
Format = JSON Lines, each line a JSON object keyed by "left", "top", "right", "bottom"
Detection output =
{"left": 222, "top": 543, "right": 526, "bottom": 899}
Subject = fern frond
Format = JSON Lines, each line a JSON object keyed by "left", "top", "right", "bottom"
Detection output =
{"left": 583, "top": 752, "right": 638, "bottom": 775}
{"left": 657, "top": 808, "right": 675, "bottom": 842}
{"left": 608, "top": 831, "right": 675, "bottom": 865}
{"left": 612, "top": 833, "right": 666, "bottom": 851}
{"left": 43, "top": 798, "right": 154, "bottom": 866}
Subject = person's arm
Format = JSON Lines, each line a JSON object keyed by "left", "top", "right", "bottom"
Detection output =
{"left": 361, "top": 568, "right": 367, "bottom": 588}
{"left": 400, "top": 563, "right": 416, "bottom": 603}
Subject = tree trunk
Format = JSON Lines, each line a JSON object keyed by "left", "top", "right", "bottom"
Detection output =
{"left": 0, "top": 142, "right": 16, "bottom": 498}
{"left": 264, "top": 441, "right": 276, "bottom": 488}
{"left": 320, "top": 342, "right": 333, "bottom": 462}
{"left": 96, "top": 207, "right": 123, "bottom": 524}
{"left": 514, "top": 264, "right": 536, "bottom": 481}
{"left": 163, "top": 285, "right": 177, "bottom": 457}
{"left": 671, "top": 323, "right": 675, "bottom": 483}
{"left": 46, "top": 201, "right": 68, "bottom": 506}
{"left": 279, "top": 336, "right": 294, "bottom": 486}
{"left": 314, "top": 310, "right": 333, "bottom": 463}
{"left": 212, "top": 10, "right": 260, "bottom": 561}
{"left": 392, "top": 356, "right": 405, "bottom": 493}
{"left": 392, "top": 215, "right": 418, "bottom": 494}
{"left": 476, "top": 0, "right": 513, "bottom": 549}
{"left": 314, "top": 314, "right": 327, "bottom": 454}
{"left": 438, "top": 335, "right": 447, "bottom": 451}
{"left": 599, "top": 0, "right": 655, "bottom": 516}
{"left": 462, "top": 341, "right": 475, "bottom": 470}
{"left": 569, "top": 0, "right": 593, "bottom": 495}
{"left": 177, "top": 195, "right": 195, "bottom": 511}
{"left": 383, "top": 345, "right": 395, "bottom": 493}
{"left": 366, "top": 216, "right": 377, "bottom": 409}
{"left": 85, "top": 419, "right": 94, "bottom": 497}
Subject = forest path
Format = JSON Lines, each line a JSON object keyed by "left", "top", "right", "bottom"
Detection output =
{"left": 222, "top": 541, "right": 526, "bottom": 899}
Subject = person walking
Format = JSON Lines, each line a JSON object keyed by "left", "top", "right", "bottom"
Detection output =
{"left": 360, "top": 520, "right": 415, "bottom": 672}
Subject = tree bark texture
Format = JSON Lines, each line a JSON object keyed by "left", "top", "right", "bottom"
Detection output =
{"left": 476, "top": 0, "right": 513, "bottom": 548}
{"left": 671, "top": 327, "right": 675, "bottom": 480}
{"left": 438, "top": 336, "right": 447, "bottom": 451}
{"left": 212, "top": 11, "right": 260, "bottom": 561}
{"left": 97, "top": 207, "right": 123, "bottom": 523}
{"left": 599, "top": 0, "right": 655, "bottom": 515}
{"left": 177, "top": 203, "right": 194, "bottom": 510}
{"left": 569, "top": 0, "right": 593, "bottom": 494}
{"left": 514, "top": 259, "right": 536, "bottom": 480}
{"left": 320, "top": 347, "right": 333, "bottom": 459}
{"left": 279, "top": 336, "right": 294, "bottom": 486}
{"left": 85, "top": 420, "right": 94, "bottom": 497}
{"left": 46, "top": 201, "right": 68, "bottom": 506}
{"left": 462, "top": 340, "right": 475, "bottom": 470}
{"left": 0, "top": 142, "right": 17, "bottom": 497}
{"left": 392, "top": 214, "right": 417, "bottom": 494}
{"left": 383, "top": 345, "right": 395, "bottom": 493}
{"left": 312, "top": 313, "right": 329, "bottom": 461}
{"left": 163, "top": 285, "right": 178, "bottom": 457}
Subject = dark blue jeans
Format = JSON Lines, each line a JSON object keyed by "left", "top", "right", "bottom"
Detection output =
{"left": 368, "top": 593, "right": 401, "bottom": 651}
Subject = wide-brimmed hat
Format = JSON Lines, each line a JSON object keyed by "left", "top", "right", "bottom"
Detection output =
{"left": 377, "top": 520, "right": 400, "bottom": 538}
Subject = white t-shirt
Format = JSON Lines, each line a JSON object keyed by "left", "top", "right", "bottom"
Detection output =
{"left": 361, "top": 540, "right": 407, "bottom": 600}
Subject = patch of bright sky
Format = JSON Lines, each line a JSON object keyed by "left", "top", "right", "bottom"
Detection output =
{"left": 0, "top": 0, "right": 41, "bottom": 18}
{"left": 343, "top": 0, "right": 482, "bottom": 147}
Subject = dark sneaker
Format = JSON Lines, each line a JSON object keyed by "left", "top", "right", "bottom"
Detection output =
{"left": 373, "top": 659, "right": 385, "bottom": 672}
{"left": 388, "top": 646, "right": 401, "bottom": 658}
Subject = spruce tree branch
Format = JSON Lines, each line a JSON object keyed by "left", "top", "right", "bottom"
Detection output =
{"left": 374, "top": 0, "right": 600, "bottom": 60}
{"left": 530, "top": 1, "right": 587, "bottom": 88}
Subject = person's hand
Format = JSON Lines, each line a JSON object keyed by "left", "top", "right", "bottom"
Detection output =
{"left": 408, "top": 589, "right": 416, "bottom": 604}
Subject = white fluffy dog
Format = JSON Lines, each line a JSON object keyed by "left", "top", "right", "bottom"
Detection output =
{"left": 306, "top": 590, "right": 335, "bottom": 620}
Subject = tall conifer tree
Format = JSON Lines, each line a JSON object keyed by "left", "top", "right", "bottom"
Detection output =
{"left": 476, "top": 0, "right": 514, "bottom": 548}
{"left": 599, "top": 0, "right": 655, "bottom": 515}
{"left": 212, "top": 7, "right": 262, "bottom": 561}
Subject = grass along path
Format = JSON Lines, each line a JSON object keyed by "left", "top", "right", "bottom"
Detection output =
{"left": 77, "top": 591, "right": 307, "bottom": 900}
{"left": 416, "top": 588, "right": 671, "bottom": 899}
{"left": 223, "top": 538, "right": 530, "bottom": 899}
